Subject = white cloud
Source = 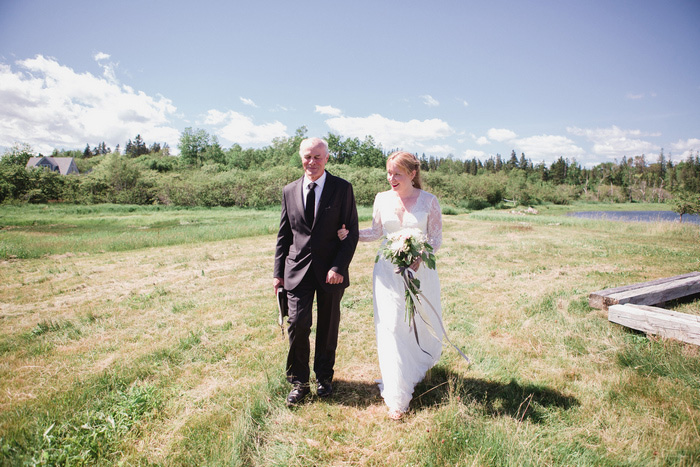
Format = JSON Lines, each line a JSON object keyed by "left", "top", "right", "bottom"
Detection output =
{"left": 670, "top": 138, "right": 700, "bottom": 161}
{"left": 325, "top": 113, "right": 454, "bottom": 150}
{"left": 423, "top": 144, "right": 455, "bottom": 156}
{"left": 420, "top": 95, "right": 440, "bottom": 107}
{"left": 240, "top": 97, "right": 258, "bottom": 107}
{"left": 93, "top": 51, "right": 118, "bottom": 83}
{"left": 463, "top": 149, "right": 486, "bottom": 159}
{"left": 315, "top": 105, "right": 342, "bottom": 116}
{"left": 204, "top": 109, "right": 287, "bottom": 145}
{"left": 513, "top": 134, "right": 586, "bottom": 163}
{"left": 0, "top": 55, "right": 180, "bottom": 154}
{"left": 568, "top": 125, "right": 660, "bottom": 159}
{"left": 475, "top": 136, "right": 490, "bottom": 145}
{"left": 457, "top": 98, "right": 469, "bottom": 107}
{"left": 625, "top": 92, "right": 656, "bottom": 100}
{"left": 202, "top": 109, "right": 228, "bottom": 125}
{"left": 487, "top": 128, "right": 517, "bottom": 142}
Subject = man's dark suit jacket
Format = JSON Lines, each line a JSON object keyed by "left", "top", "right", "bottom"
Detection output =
{"left": 274, "top": 171, "right": 359, "bottom": 291}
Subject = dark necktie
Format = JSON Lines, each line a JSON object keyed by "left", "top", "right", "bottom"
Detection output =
{"left": 305, "top": 182, "right": 316, "bottom": 225}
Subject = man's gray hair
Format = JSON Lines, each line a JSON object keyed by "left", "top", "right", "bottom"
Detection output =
{"left": 299, "top": 137, "right": 329, "bottom": 155}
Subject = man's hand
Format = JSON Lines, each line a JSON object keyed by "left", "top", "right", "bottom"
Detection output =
{"left": 326, "top": 270, "right": 344, "bottom": 285}
{"left": 273, "top": 277, "right": 284, "bottom": 294}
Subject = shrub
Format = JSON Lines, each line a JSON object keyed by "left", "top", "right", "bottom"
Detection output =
{"left": 330, "top": 165, "right": 386, "bottom": 206}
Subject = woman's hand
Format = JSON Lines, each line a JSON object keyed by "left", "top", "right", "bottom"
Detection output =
{"left": 409, "top": 257, "right": 421, "bottom": 272}
{"left": 337, "top": 224, "right": 348, "bottom": 241}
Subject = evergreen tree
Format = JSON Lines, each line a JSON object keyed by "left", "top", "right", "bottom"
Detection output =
{"left": 518, "top": 153, "right": 527, "bottom": 171}
{"left": 535, "top": 162, "right": 549, "bottom": 182}
{"left": 550, "top": 157, "right": 568, "bottom": 184}
{"left": 134, "top": 134, "right": 148, "bottom": 156}
{"left": 566, "top": 159, "right": 583, "bottom": 185}
{"left": 495, "top": 154, "right": 503, "bottom": 172}
{"left": 506, "top": 150, "right": 518, "bottom": 171}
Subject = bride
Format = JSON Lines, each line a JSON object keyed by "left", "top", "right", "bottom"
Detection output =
{"left": 339, "top": 151, "right": 444, "bottom": 420}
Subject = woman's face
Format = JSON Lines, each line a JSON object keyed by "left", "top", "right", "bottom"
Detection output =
{"left": 387, "top": 161, "right": 415, "bottom": 193}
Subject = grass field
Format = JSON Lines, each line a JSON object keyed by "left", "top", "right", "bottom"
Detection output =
{"left": 1, "top": 203, "right": 699, "bottom": 466}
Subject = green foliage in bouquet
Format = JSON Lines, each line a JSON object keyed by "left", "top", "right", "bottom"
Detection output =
{"left": 375, "top": 228, "right": 437, "bottom": 324}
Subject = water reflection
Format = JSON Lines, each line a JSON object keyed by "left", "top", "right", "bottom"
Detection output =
{"left": 567, "top": 211, "right": 700, "bottom": 225}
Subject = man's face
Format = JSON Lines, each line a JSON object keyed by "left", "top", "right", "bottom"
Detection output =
{"left": 300, "top": 142, "right": 329, "bottom": 181}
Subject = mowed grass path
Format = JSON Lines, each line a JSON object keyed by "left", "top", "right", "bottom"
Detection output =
{"left": 1, "top": 205, "right": 699, "bottom": 466}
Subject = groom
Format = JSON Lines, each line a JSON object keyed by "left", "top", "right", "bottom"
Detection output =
{"left": 274, "top": 137, "right": 359, "bottom": 405}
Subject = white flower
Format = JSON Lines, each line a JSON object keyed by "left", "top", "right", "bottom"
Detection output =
{"left": 390, "top": 240, "right": 404, "bottom": 254}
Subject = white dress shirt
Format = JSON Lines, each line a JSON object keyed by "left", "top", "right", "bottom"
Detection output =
{"left": 303, "top": 171, "right": 326, "bottom": 218}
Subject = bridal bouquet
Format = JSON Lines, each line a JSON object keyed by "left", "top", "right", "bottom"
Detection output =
{"left": 376, "top": 228, "right": 471, "bottom": 364}
{"left": 376, "top": 228, "right": 436, "bottom": 325}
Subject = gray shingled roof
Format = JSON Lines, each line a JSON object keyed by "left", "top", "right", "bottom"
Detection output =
{"left": 26, "top": 157, "right": 79, "bottom": 175}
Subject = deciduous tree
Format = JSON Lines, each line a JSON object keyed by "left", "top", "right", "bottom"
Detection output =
{"left": 671, "top": 190, "right": 700, "bottom": 222}
{"left": 178, "top": 127, "right": 211, "bottom": 167}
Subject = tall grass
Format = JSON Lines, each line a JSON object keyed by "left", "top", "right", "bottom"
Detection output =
{"left": 0, "top": 204, "right": 698, "bottom": 465}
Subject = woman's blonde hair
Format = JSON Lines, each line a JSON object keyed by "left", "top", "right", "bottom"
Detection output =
{"left": 387, "top": 151, "right": 422, "bottom": 189}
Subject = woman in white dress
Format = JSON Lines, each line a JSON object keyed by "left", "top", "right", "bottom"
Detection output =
{"left": 340, "top": 151, "right": 444, "bottom": 420}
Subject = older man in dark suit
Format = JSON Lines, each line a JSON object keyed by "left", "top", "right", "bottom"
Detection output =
{"left": 274, "top": 137, "right": 359, "bottom": 405}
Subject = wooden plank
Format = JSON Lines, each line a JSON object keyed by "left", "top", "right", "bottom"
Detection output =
{"left": 589, "top": 272, "right": 700, "bottom": 310}
{"left": 628, "top": 304, "right": 700, "bottom": 322}
{"left": 608, "top": 304, "right": 700, "bottom": 346}
{"left": 606, "top": 275, "right": 700, "bottom": 305}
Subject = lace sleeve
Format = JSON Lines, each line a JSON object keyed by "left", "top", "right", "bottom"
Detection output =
{"left": 359, "top": 194, "right": 383, "bottom": 242}
{"left": 427, "top": 194, "right": 442, "bottom": 252}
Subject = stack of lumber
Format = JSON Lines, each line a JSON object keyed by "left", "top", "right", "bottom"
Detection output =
{"left": 589, "top": 272, "right": 700, "bottom": 346}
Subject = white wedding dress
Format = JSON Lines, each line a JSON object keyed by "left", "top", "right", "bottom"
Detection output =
{"left": 359, "top": 189, "right": 444, "bottom": 413}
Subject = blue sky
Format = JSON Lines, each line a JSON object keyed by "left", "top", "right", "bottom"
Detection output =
{"left": 1, "top": 0, "right": 699, "bottom": 167}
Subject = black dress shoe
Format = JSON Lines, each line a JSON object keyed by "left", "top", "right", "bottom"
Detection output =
{"left": 317, "top": 381, "right": 333, "bottom": 398}
{"left": 286, "top": 384, "right": 310, "bottom": 406}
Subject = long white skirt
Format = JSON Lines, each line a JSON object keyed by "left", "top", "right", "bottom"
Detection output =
{"left": 373, "top": 257, "right": 443, "bottom": 412}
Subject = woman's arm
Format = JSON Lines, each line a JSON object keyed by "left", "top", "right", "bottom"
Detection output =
{"left": 427, "top": 194, "right": 443, "bottom": 252}
{"left": 338, "top": 194, "right": 383, "bottom": 242}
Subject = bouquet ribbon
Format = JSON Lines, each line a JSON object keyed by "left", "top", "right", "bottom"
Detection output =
{"left": 397, "top": 266, "right": 471, "bottom": 365}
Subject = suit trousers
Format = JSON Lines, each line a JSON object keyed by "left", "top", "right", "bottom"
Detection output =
{"left": 286, "top": 267, "right": 344, "bottom": 386}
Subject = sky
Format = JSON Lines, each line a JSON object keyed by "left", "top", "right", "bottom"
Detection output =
{"left": 1, "top": 0, "right": 699, "bottom": 167}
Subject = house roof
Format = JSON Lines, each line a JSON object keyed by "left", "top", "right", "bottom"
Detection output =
{"left": 26, "top": 156, "right": 79, "bottom": 175}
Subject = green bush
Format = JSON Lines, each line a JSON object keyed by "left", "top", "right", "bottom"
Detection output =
{"left": 135, "top": 153, "right": 179, "bottom": 173}
{"left": 423, "top": 172, "right": 508, "bottom": 209}
{"left": 330, "top": 164, "right": 386, "bottom": 206}
{"left": 153, "top": 174, "right": 200, "bottom": 206}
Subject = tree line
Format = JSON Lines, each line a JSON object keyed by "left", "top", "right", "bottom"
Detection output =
{"left": 1, "top": 127, "right": 699, "bottom": 216}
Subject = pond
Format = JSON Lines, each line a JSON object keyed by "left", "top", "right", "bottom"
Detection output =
{"left": 567, "top": 210, "right": 700, "bottom": 225}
